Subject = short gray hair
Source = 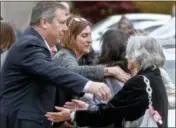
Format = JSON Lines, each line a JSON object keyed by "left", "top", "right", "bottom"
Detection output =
{"left": 30, "top": 2, "right": 66, "bottom": 26}
{"left": 126, "top": 36, "right": 165, "bottom": 69}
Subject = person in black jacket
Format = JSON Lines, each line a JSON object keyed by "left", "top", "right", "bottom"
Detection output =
{"left": 46, "top": 36, "right": 168, "bottom": 128}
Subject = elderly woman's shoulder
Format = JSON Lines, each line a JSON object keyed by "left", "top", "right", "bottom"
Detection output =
{"left": 125, "top": 75, "right": 147, "bottom": 88}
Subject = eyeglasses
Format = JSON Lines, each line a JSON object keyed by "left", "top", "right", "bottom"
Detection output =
{"left": 67, "top": 17, "right": 87, "bottom": 27}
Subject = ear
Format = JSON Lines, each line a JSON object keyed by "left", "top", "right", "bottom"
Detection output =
{"left": 40, "top": 18, "right": 48, "bottom": 29}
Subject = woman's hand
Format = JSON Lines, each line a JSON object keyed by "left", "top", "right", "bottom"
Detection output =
{"left": 64, "top": 99, "right": 89, "bottom": 110}
{"left": 45, "top": 106, "right": 71, "bottom": 123}
{"left": 105, "top": 66, "right": 131, "bottom": 82}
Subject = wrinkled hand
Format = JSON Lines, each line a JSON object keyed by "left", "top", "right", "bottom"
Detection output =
{"left": 106, "top": 66, "right": 130, "bottom": 82}
{"left": 88, "top": 82, "right": 112, "bottom": 101}
{"left": 64, "top": 99, "right": 89, "bottom": 110}
{"left": 45, "top": 106, "right": 71, "bottom": 123}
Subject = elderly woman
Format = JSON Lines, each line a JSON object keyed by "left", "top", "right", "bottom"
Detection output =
{"left": 46, "top": 36, "right": 168, "bottom": 128}
{"left": 134, "top": 31, "right": 175, "bottom": 109}
{"left": 54, "top": 15, "right": 129, "bottom": 82}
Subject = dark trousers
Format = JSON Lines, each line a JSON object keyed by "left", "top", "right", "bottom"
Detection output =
{"left": 16, "top": 119, "right": 52, "bottom": 128}
{"left": 0, "top": 110, "right": 52, "bottom": 128}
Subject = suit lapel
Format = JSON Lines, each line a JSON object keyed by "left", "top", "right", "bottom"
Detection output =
{"left": 23, "top": 27, "right": 48, "bottom": 50}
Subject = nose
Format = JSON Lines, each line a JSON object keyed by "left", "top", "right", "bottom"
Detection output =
{"left": 88, "top": 35, "right": 92, "bottom": 44}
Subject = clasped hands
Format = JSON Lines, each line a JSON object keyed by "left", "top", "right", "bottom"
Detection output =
{"left": 88, "top": 66, "right": 130, "bottom": 102}
{"left": 45, "top": 66, "right": 131, "bottom": 123}
{"left": 45, "top": 82, "right": 112, "bottom": 123}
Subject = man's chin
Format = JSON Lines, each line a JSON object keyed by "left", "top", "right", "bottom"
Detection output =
{"left": 57, "top": 35, "right": 63, "bottom": 41}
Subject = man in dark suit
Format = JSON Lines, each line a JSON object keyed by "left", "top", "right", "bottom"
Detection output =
{"left": 0, "top": 2, "right": 111, "bottom": 128}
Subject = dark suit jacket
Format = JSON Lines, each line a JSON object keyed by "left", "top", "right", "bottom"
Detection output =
{"left": 0, "top": 27, "right": 88, "bottom": 128}
{"left": 74, "top": 66, "right": 168, "bottom": 128}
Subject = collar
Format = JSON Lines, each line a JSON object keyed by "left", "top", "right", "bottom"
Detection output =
{"left": 32, "top": 27, "right": 57, "bottom": 54}
{"left": 137, "top": 65, "right": 158, "bottom": 75}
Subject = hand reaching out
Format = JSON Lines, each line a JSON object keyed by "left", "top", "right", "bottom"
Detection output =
{"left": 105, "top": 66, "right": 131, "bottom": 82}
{"left": 45, "top": 106, "right": 71, "bottom": 123}
{"left": 64, "top": 99, "right": 89, "bottom": 110}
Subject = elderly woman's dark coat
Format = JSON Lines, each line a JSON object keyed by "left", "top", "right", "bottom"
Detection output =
{"left": 74, "top": 66, "right": 168, "bottom": 128}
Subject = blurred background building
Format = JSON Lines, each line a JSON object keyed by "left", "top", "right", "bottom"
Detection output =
{"left": 1, "top": 1, "right": 175, "bottom": 31}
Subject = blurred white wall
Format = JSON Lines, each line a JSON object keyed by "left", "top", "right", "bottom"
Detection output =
{"left": 168, "top": 109, "right": 175, "bottom": 127}
{"left": 1, "top": 2, "right": 36, "bottom": 31}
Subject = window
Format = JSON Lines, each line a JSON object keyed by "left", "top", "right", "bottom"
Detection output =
{"left": 164, "top": 60, "right": 175, "bottom": 85}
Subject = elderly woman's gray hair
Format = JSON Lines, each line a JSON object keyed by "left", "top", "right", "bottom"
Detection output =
{"left": 126, "top": 36, "right": 165, "bottom": 69}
